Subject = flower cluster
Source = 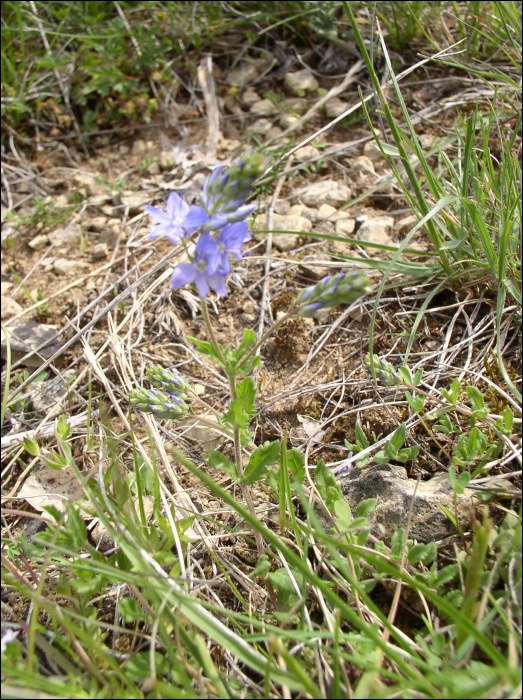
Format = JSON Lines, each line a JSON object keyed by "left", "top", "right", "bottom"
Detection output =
{"left": 146, "top": 151, "right": 266, "bottom": 298}
{"left": 130, "top": 365, "right": 192, "bottom": 419}
{"left": 364, "top": 354, "right": 401, "bottom": 386}
{"left": 296, "top": 270, "right": 370, "bottom": 317}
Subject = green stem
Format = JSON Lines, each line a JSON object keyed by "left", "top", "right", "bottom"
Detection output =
{"left": 199, "top": 295, "right": 280, "bottom": 609}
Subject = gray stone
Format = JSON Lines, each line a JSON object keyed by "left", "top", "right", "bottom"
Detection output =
{"left": 131, "top": 139, "right": 147, "bottom": 156}
{"left": 28, "top": 234, "right": 49, "bottom": 251}
{"left": 0, "top": 298, "right": 23, "bottom": 320}
{"left": 48, "top": 223, "right": 82, "bottom": 246}
{"left": 72, "top": 174, "right": 97, "bottom": 196}
{"left": 294, "top": 180, "right": 351, "bottom": 208}
{"left": 228, "top": 61, "right": 260, "bottom": 88}
{"left": 257, "top": 213, "right": 312, "bottom": 253}
{"left": 357, "top": 217, "right": 394, "bottom": 246}
{"left": 53, "top": 258, "right": 89, "bottom": 276}
{"left": 27, "top": 373, "right": 70, "bottom": 417}
{"left": 93, "top": 242, "right": 109, "bottom": 260}
{"left": 280, "top": 113, "right": 300, "bottom": 130}
{"left": 337, "top": 463, "right": 472, "bottom": 544}
{"left": 295, "top": 145, "right": 320, "bottom": 160}
{"left": 241, "top": 88, "right": 260, "bottom": 108}
{"left": 181, "top": 418, "right": 225, "bottom": 451}
{"left": 317, "top": 204, "right": 337, "bottom": 221}
{"left": 396, "top": 214, "right": 418, "bottom": 236}
{"left": 159, "top": 151, "right": 174, "bottom": 170}
{"left": 351, "top": 155, "right": 375, "bottom": 174}
{"left": 250, "top": 99, "right": 277, "bottom": 116}
{"left": 121, "top": 192, "right": 148, "bottom": 214}
{"left": 298, "top": 256, "right": 333, "bottom": 281}
{"left": 335, "top": 218, "right": 355, "bottom": 236}
{"left": 326, "top": 97, "right": 349, "bottom": 118}
{"left": 146, "top": 161, "right": 160, "bottom": 176}
{"left": 265, "top": 126, "right": 283, "bottom": 141}
{"left": 284, "top": 70, "right": 319, "bottom": 95}
{"left": 249, "top": 118, "right": 273, "bottom": 136}
{"left": 85, "top": 216, "right": 108, "bottom": 233}
{"left": 1, "top": 321, "right": 62, "bottom": 367}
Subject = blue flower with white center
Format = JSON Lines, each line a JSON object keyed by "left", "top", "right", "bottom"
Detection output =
{"left": 215, "top": 221, "right": 252, "bottom": 274}
{"left": 146, "top": 191, "right": 208, "bottom": 244}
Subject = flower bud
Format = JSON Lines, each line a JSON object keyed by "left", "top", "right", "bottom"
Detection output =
{"left": 146, "top": 364, "right": 192, "bottom": 398}
{"left": 129, "top": 387, "right": 189, "bottom": 419}
{"left": 364, "top": 354, "right": 401, "bottom": 386}
{"left": 297, "top": 270, "right": 369, "bottom": 317}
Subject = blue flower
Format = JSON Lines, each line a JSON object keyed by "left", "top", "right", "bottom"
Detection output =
{"left": 215, "top": 221, "right": 252, "bottom": 274}
{"left": 146, "top": 191, "right": 208, "bottom": 244}
{"left": 170, "top": 231, "right": 227, "bottom": 297}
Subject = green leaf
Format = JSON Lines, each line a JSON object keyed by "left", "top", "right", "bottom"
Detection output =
{"left": 119, "top": 597, "right": 147, "bottom": 623}
{"left": 396, "top": 445, "right": 420, "bottom": 462}
{"left": 390, "top": 423, "right": 407, "bottom": 452}
{"left": 315, "top": 460, "right": 341, "bottom": 511}
{"left": 41, "top": 449, "right": 68, "bottom": 470}
{"left": 23, "top": 438, "right": 39, "bottom": 456}
{"left": 355, "top": 423, "right": 370, "bottom": 448}
{"left": 397, "top": 366, "right": 413, "bottom": 384}
{"left": 235, "top": 329, "right": 257, "bottom": 359}
{"left": 124, "top": 652, "right": 170, "bottom": 682}
{"left": 440, "top": 504, "right": 457, "bottom": 527}
{"left": 373, "top": 449, "right": 389, "bottom": 464}
{"left": 390, "top": 528, "right": 405, "bottom": 559}
{"left": 287, "top": 448, "right": 305, "bottom": 483}
{"left": 356, "top": 498, "right": 377, "bottom": 519}
{"left": 408, "top": 542, "right": 436, "bottom": 565}
{"left": 56, "top": 416, "right": 70, "bottom": 440}
{"left": 186, "top": 336, "right": 225, "bottom": 367}
{"left": 413, "top": 368, "right": 423, "bottom": 386}
{"left": 207, "top": 450, "right": 238, "bottom": 480}
{"left": 334, "top": 499, "right": 352, "bottom": 530}
{"left": 67, "top": 508, "right": 87, "bottom": 549}
{"left": 244, "top": 440, "right": 280, "bottom": 485}
{"left": 250, "top": 554, "right": 271, "bottom": 580}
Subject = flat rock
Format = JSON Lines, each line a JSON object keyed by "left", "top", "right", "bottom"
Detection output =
{"left": 294, "top": 180, "right": 351, "bottom": 208}
{"left": 27, "top": 373, "right": 71, "bottom": 417}
{"left": 351, "top": 155, "right": 375, "bottom": 174}
{"left": 317, "top": 203, "right": 337, "bottom": 221}
{"left": 85, "top": 216, "right": 108, "bottom": 233}
{"left": 48, "top": 223, "right": 82, "bottom": 246}
{"left": 250, "top": 99, "right": 277, "bottom": 116}
{"left": 298, "top": 255, "right": 333, "bottom": 281}
{"left": 228, "top": 61, "right": 260, "bottom": 87}
{"left": 131, "top": 139, "right": 147, "bottom": 156}
{"left": 396, "top": 214, "right": 418, "bottom": 236}
{"left": 93, "top": 242, "right": 109, "bottom": 260}
{"left": 121, "top": 192, "right": 148, "bottom": 214}
{"left": 257, "top": 213, "right": 312, "bottom": 252}
{"left": 181, "top": 418, "right": 225, "bottom": 452}
{"left": 265, "top": 126, "right": 283, "bottom": 141}
{"left": 53, "top": 258, "right": 89, "bottom": 276}
{"left": 295, "top": 145, "right": 320, "bottom": 160}
{"left": 159, "top": 151, "right": 174, "bottom": 170}
{"left": 357, "top": 216, "right": 394, "bottom": 246}
{"left": 1, "top": 298, "right": 23, "bottom": 320}
{"left": 28, "top": 233, "right": 49, "bottom": 251}
{"left": 1, "top": 321, "right": 62, "bottom": 367}
{"left": 249, "top": 118, "right": 273, "bottom": 136}
{"left": 284, "top": 69, "right": 319, "bottom": 95}
{"left": 280, "top": 113, "right": 300, "bottom": 130}
{"left": 72, "top": 173, "right": 97, "bottom": 196}
{"left": 338, "top": 463, "right": 472, "bottom": 543}
{"left": 241, "top": 88, "right": 260, "bottom": 108}
{"left": 335, "top": 218, "right": 355, "bottom": 236}
{"left": 326, "top": 97, "right": 349, "bottom": 118}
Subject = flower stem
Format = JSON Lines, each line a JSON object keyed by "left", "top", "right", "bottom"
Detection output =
{"left": 199, "top": 294, "right": 279, "bottom": 609}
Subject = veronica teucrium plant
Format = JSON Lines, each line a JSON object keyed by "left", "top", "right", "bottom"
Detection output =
{"left": 130, "top": 150, "right": 371, "bottom": 567}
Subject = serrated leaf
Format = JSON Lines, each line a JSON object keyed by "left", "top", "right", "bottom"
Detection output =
{"left": 250, "top": 554, "right": 271, "bottom": 580}
{"left": 235, "top": 329, "right": 258, "bottom": 359}
{"left": 206, "top": 450, "right": 238, "bottom": 480}
{"left": 186, "top": 336, "right": 225, "bottom": 367}
{"left": 287, "top": 448, "right": 305, "bottom": 483}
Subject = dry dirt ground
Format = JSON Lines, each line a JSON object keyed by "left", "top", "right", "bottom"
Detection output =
{"left": 1, "top": 62, "right": 521, "bottom": 559}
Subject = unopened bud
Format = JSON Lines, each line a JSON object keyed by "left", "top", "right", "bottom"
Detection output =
{"left": 297, "top": 271, "right": 369, "bottom": 317}
{"left": 364, "top": 354, "right": 401, "bottom": 386}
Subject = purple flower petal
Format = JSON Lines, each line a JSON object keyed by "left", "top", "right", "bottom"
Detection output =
{"left": 165, "top": 191, "right": 188, "bottom": 219}
{"left": 184, "top": 205, "right": 209, "bottom": 233}
{"left": 170, "top": 263, "right": 197, "bottom": 290}
{"left": 145, "top": 205, "right": 172, "bottom": 225}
